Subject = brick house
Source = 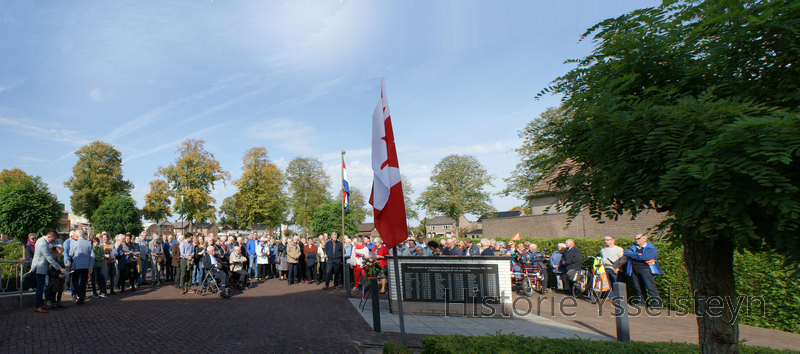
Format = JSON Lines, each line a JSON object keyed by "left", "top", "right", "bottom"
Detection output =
{"left": 481, "top": 161, "right": 668, "bottom": 240}
{"left": 425, "top": 215, "right": 471, "bottom": 238}
{"left": 355, "top": 223, "right": 380, "bottom": 238}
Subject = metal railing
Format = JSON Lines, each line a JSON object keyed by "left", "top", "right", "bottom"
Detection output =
{"left": 1, "top": 260, "right": 31, "bottom": 309}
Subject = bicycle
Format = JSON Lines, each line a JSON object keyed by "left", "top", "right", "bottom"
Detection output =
{"left": 572, "top": 256, "right": 610, "bottom": 304}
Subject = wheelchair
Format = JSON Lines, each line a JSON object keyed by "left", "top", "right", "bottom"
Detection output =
{"left": 195, "top": 268, "right": 230, "bottom": 298}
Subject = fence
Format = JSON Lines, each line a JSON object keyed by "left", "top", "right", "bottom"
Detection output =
{"left": 1, "top": 260, "right": 31, "bottom": 309}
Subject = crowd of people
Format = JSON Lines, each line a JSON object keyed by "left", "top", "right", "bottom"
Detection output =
{"left": 26, "top": 228, "right": 662, "bottom": 313}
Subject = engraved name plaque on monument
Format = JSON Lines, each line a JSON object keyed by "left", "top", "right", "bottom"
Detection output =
{"left": 387, "top": 256, "right": 513, "bottom": 318}
{"left": 401, "top": 263, "right": 500, "bottom": 303}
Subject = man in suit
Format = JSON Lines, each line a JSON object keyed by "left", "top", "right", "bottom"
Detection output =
{"left": 323, "top": 232, "right": 343, "bottom": 290}
{"left": 30, "top": 230, "right": 67, "bottom": 313}
{"left": 67, "top": 229, "right": 94, "bottom": 305}
{"left": 202, "top": 245, "right": 230, "bottom": 298}
{"left": 561, "top": 239, "right": 582, "bottom": 289}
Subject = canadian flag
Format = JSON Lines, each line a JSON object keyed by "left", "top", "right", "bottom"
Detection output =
{"left": 370, "top": 79, "right": 409, "bottom": 250}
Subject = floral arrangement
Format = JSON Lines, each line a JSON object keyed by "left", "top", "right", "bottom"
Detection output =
{"left": 362, "top": 258, "right": 383, "bottom": 292}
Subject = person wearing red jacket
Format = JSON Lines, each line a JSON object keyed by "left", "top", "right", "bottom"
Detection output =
{"left": 304, "top": 240, "right": 319, "bottom": 285}
{"left": 371, "top": 238, "right": 389, "bottom": 294}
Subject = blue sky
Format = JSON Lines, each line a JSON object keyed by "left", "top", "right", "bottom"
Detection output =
{"left": 0, "top": 0, "right": 659, "bottom": 225}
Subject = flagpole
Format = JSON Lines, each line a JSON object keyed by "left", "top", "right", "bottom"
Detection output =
{"left": 342, "top": 150, "right": 350, "bottom": 298}
{"left": 392, "top": 246, "right": 406, "bottom": 345}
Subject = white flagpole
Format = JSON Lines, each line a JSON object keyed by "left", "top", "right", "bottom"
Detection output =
{"left": 342, "top": 150, "right": 350, "bottom": 298}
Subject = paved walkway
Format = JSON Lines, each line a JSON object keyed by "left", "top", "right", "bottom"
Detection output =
{"left": 354, "top": 289, "right": 800, "bottom": 351}
{"left": 0, "top": 279, "right": 421, "bottom": 353}
{"left": 351, "top": 298, "right": 610, "bottom": 340}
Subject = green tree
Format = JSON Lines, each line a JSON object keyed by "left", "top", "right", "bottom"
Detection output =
{"left": 233, "top": 147, "right": 287, "bottom": 230}
{"left": 502, "top": 107, "right": 570, "bottom": 200}
{"left": 157, "top": 139, "right": 230, "bottom": 228}
{"left": 417, "top": 154, "right": 494, "bottom": 231}
{"left": 311, "top": 199, "right": 359, "bottom": 236}
{"left": 285, "top": 156, "right": 331, "bottom": 234}
{"left": 336, "top": 186, "right": 369, "bottom": 225}
{"left": 64, "top": 141, "right": 133, "bottom": 223}
{"left": 0, "top": 168, "right": 32, "bottom": 187}
{"left": 401, "top": 174, "right": 419, "bottom": 222}
{"left": 92, "top": 195, "right": 143, "bottom": 236}
{"left": 141, "top": 179, "right": 171, "bottom": 222}
{"left": 0, "top": 176, "right": 61, "bottom": 242}
{"left": 411, "top": 216, "right": 429, "bottom": 237}
{"left": 218, "top": 195, "right": 246, "bottom": 229}
{"left": 534, "top": 1, "right": 800, "bottom": 352}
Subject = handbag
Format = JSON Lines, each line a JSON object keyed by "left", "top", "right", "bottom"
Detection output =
{"left": 649, "top": 261, "right": 663, "bottom": 276}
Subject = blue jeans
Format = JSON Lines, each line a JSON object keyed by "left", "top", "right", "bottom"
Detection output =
{"left": 249, "top": 255, "right": 258, "bottom": 278}
{"left": 605, "top": 269, "right": 618, "bottom": 299}
{"left": 91, "top": 266, "right": 106, "bottom": 295}
{"left": 139, "top": 257, "right": 149, "bottom": 284}
{"left": 35, "top": 274, "right": 50, "bottom": 308}
{"left": 193, "top": 264, "right": 205, "bottom": 284}
{"left": 287, "top": 263, "right": 300, "bottom": 285}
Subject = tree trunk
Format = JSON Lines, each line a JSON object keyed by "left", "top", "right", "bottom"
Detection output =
{"left": 683, "top": 237, "right": 739, "bottom": 353}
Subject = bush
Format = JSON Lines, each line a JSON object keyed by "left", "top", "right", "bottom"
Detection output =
{"left": 491, "top": 237, "right": 799, "bottom": 334}
{"left": 384, "top": 342, "right": 413, "bottom": 354}
{"left": 1, "top": 242, "right": 26, "bottom": 292}
{"left": 420, "top": 334, "right": 793, "bottom": 354}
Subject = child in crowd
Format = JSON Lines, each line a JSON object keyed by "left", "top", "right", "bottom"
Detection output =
{"left": 47, "top": 247, "right": 67, "bottom": 309}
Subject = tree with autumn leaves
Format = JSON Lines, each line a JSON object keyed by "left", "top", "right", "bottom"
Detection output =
{"left": 156, "top": 139, "right": 230, "bottom": 228}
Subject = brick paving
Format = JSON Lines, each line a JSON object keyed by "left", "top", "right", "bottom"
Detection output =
{"left": 0, "top": 279, "right": 424, "bottom": 353}
{"left": 510, "top": 290, "right": 800, "bottom": 351}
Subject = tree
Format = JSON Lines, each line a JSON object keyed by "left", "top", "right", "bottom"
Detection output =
{"left": 335, "top": 186, "right": 369, "bottom": 225}
{"left": 218, "top": 195, "right": 246, "bottom": 230}
{"left": 157, "top": 139, "right": 230, "bottom": 227}
{"left": 534, "top": 2, "right": 800, "bottom": 352}
{"left": 401, "top": 174, "right": 419, "bottom": 222}
{"left": 502, "top": 107, "right": 571, "bottom": 200}
{"left": 417, "top": 154, "right": 494, "bottom": 231}
{"left": 142, "top": 179, "right": 171, "bottom": 222}
{"left": 92, "top": 195, "right": 143, "bottom": 236}
{"left": 411, "top": 216, "right": 429, "bottom": 237}
{"left": 285, "top": 156, "right": 331, "bottom": 234}
{"left": 233, "top": 147, "right": 287, "bottom": 230}
{"left": 0, "top": 168, "right": 32, "bottom": 187}
{"left": 0, "top": 176, "right": 61, "bottom": 242}
{"left": 311, "top": 199, "right": 359, "bottom": 236}
{"left": 64, "top": 141, "right": 133, "bottom": 223}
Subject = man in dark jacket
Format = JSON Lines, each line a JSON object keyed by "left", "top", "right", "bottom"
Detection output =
{"left": 323, "top": 233, "right": 344, "bottom": 290}
{"left": 202, "top": 246, "right": 230, "bottom": 298}
{"left": 562, "top": 239, "right": 582, "bottom": 288}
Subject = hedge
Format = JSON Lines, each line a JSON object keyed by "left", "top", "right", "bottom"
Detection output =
{"left": 418, "top": 334, "right": 795, "bottom": 354}
{"left": 489, "top": 236, "right": 799, "bottom": 334}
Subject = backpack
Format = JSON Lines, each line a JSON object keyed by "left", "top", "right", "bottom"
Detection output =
{"left": 306, "top": 252, "right": 317, "bottom": 267}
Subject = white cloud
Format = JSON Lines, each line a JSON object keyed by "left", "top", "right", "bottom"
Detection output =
{"left": 87, "top": 88, "right": 103, "bottom": 102}
{"left": 246, "top": 118, "right": 315, "bottom": 155}
{"left": 0, "top": 115, "right": 90, "bottom": 146}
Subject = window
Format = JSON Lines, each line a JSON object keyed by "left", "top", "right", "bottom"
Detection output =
{"left": 429, "top": 226, "right": 435, "bottom": 230}
{"left": 443, "top": 225, "right": 450, "bottom": 230}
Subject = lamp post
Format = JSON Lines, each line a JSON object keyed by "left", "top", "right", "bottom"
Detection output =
{"left": 179, "top": 192, "right": 185, "bottom": 236}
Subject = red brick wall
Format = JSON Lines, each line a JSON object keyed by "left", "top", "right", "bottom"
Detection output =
{"left": 482, "top": 209, "right": 668, "bottom": 240}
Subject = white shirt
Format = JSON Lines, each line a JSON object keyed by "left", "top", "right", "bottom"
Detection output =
{"left": 600, "top": 245, "right": 624, "bottom": 270}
